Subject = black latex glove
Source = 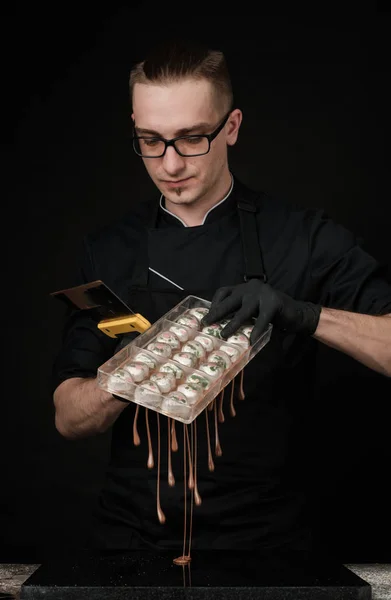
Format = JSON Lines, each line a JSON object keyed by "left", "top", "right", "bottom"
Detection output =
{"left": 201, "top": 279, "right": 321, "bottom": 345}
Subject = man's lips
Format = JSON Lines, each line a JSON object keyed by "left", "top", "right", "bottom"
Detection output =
{"left": 162, "top": 177, "right": 192, "bottom": 187}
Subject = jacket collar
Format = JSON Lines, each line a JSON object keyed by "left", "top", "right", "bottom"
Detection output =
{"left": 157, "top": 173, "right": 236, "bottom": 228}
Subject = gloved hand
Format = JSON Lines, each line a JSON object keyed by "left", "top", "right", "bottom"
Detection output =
{"left": 201, "top": 279, "right": 321, "bottom": 345}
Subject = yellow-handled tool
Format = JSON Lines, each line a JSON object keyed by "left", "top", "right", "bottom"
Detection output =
{"left": 97, "top": 313, "right": 151, "bottom": 338}
{"left": 50, "top": 279, "right": 151, "bottom": 338}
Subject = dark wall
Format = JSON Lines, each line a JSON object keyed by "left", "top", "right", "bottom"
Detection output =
{"left": 2, "top": 3, "right": 390, "bottom": 563}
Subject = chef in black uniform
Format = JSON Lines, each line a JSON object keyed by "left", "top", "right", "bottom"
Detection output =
{"left": 52, "top": 39, "right": 391, "bottom": 560}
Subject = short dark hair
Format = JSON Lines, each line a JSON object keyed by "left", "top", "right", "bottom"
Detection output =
{"left": 129, "top": 38, "right": 233, "bottom": 113}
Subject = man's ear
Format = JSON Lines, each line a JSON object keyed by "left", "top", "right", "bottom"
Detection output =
{"left": 226, "top": 109, "right": 242, "bottom": 147}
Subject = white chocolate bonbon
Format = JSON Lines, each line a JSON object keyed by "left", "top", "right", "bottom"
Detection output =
{"left": 173, "top": 352, "right": 197, "bottom": 368}
{"left": 156, "top": 331, "right": 181, "bottom": 349}
{"left": 198, "top": 362, "right": 224, "bottom": 379}
{"left": 177, "top": 383, "right": 201, "bottom": 404}
{"left": 176, "top": 315, "right": 199, "bottom": 330}
{"left": 185, "top": 373, "right": 211, "bottom": 390}
{"left": 207, "top": 350, "right": 231, "bottom": 370}
{"left": 147, "top": 342, "right": 172, "bottom": 357}
{"left": 187, "top": 307, "right": 209, "bottom": 322}
{"left": 239, "top": 324, "right": 254, "bottom": 339}
{"left": 169, "top": 325, "right": 189, "bottom": 342}
{"left": 219, "top": 344, "right": 241, "bottom": 362}
{"left": 159, "top": 361, "right": 184, "bottom": 380}
{"left": 134, "top": 352, "right": 157, "bottom": 370}
{"left": 134, "top": 380, "right": 161, "bottom": 405}
{"left": 108, "top": 368, "right": 134, "bottom": 393}
{"left": 123, "top": 361, "right": 149, "bottom": 382}
{"left": 194, "top": 334, "right": 215, "bottom": 352}
{"left": 201, "top": 323, "right": 222, "bottom": 338}
{"left": 226, "top": 333, "right": 250, "bottom": 348}
{"left": 181, "top": 340, "right": 206, "bottom": 359}
{"left": 161, "top": 392, "right": 189, "bottom": 418}
{"left": 150, "top": 371, "right": 176, "bottom": 393}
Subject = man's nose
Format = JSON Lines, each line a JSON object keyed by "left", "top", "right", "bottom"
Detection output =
{"left": 162, "top": 145, "right": 186, "bottom": 174}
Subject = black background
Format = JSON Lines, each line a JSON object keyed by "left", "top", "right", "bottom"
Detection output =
{"left": 2, "top": 2, "right": 391, "bottom": 564}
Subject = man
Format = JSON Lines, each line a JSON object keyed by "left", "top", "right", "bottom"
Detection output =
{"left": 52, "top": 38, "right": 391, "bottom": 559}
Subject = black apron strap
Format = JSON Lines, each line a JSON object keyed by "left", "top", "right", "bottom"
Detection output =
{"left": 129, "top": 197, "right": 160, "bottom": 288}
{"left": 237, "top": 193, "right": 267, "bottom": 283}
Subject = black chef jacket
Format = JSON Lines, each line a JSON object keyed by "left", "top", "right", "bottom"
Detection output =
{"left": 52, "top": 174, "right": 391, "bottom": 555}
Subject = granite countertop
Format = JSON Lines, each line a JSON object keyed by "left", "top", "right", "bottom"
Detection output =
{"left": 0, "top": 562, "right": 390, "bottom": 599}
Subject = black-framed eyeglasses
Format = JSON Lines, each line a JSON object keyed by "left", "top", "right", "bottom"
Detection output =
{"left": 132, "top": 111, "right": 232, "bottom": 158}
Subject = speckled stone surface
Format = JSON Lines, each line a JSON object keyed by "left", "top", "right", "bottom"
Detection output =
{"left": 0, "top": 558, "right": 389, "bottom": 599}
{"left": 0, "top": 564, "right": 40, "bottom": 599}
{"left": 347, "top": 565, "right": 391, "bottom": 600}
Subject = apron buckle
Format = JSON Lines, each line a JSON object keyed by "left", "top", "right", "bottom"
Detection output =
{"left": 238, "top": 201, "right": 257, "bottom": 213}
{"left": 244, "top": 274, "right": 267, "bottom": 283}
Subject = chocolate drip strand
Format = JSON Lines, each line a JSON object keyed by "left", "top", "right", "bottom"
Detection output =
{"left": 229, "top": 378, "right": 236, "bottom": 417}
{"left": 214, "top": 398, "right": 223, "bottom": 457}
{"left": 182, "top": 424, "right": 187, "bottom": 560}
{"left": 187, "top": 422, "right": 195, "bottom": 559}
{"left": 156, "top": 413, "right": 166, "bottom": 524}
{"left": 145, "top": 408, "right": 154, "bottom": 469}
{"left": 171, "top": 418, "right": 178, "bottom": 452}
{"left": 173, "top": 424, "right": 191, "bottom": 566}
{"left": 168, "top": 418, "right": 175, "bottom": 487}
{"left": 238, "top": 368, "right": 245, "bottom": 400}
{"left": 193, "top": 419, "right": 202, "bottom": 506}
{"left": 218, "top": 389, "right": 225, "bottom": 423}
{"left": 182, "top": 562, "right": 192, "bottom": 587}
{"left": 205, "top": 407, "right": 215, "bottom": 472}
{"left": 185, "top": 424, "right": 194, "bottom": 490}
{"left": 133, "top": 404, "right": 141, "bottom": 446}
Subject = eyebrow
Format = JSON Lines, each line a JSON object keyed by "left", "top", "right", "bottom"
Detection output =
{"left": 135, "top": 122, "right": 213, "bottom": 137}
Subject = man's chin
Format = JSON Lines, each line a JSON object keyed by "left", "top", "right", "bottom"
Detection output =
{"left": 164, "top": 190, "right": 193, "bottom": 204}
{"left": 163, "top": 185, "right": 198, "bottom": 204}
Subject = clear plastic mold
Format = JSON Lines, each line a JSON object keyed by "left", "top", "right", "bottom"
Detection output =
{"left": 97, "top": 295, "right": 272, "bottom": 424}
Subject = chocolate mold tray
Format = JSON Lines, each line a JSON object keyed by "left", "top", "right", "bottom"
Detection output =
{"left": 97, "top": 295, "right": 272, "bottom": 424}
